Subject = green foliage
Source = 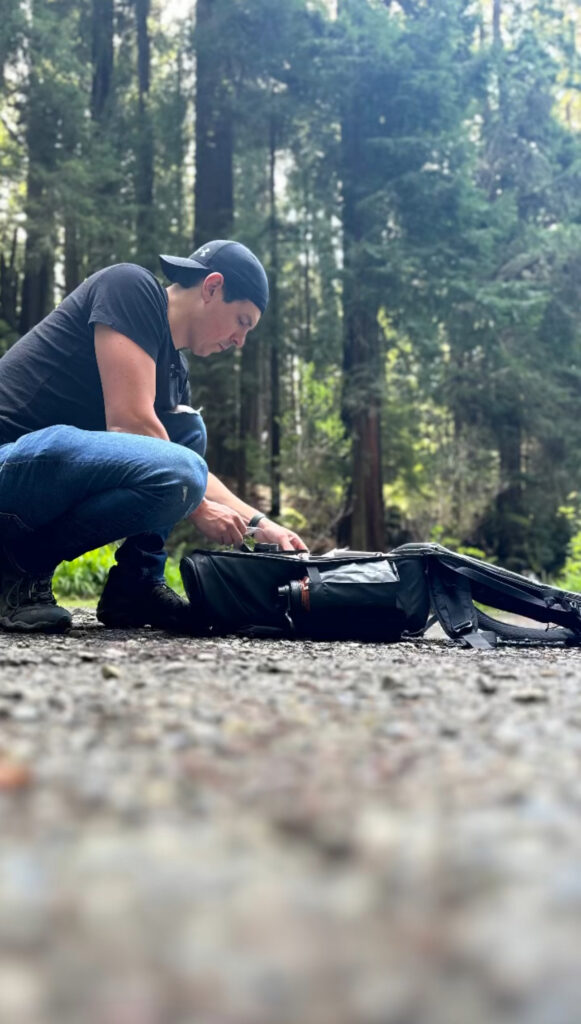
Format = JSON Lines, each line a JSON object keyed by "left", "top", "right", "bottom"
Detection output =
{"left": 280, "top": 361, "right": 348, "bottom": 540}
{"left": 0, "top": 319, "right": 17, "bottom": 355}
{"left": 53, "top": 545, "right": 185, "bottom": 599}
{"left": 0, "top": 0, "right": 24, "bottom": 89}
{"left": 279, "top": 506, "right": 308, "bottom": 533}
{"left": 53, "top": 545, "right": 117, "bottom": 599}
{"left": 556, "top": 494, "right": 581, "bottom": 591}
{"left": 163, "top": 556, "right": 186, "bottom": 596}
{"left": 557, "top": 530, "right": 581, "bottom": 593}
{"left": 429, "top": 525, "right": 487, "bottom": 561}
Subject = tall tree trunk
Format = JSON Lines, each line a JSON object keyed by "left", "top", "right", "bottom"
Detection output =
{"left": 174, "top": 46, "right": 186, "bottom": 245}
{"left": 193, "top": 0, "right": 236, "bottom": 481}
{"left": 490, "top": 394, "right": 524, "bottom": 567}
{"left": 490, "top": 0, "right": 525, "bottom": 565}
{"left": 268, "top": 116, "right": 281, "bottom": 518}
{"left": 236, "top": 337, "right": 261, "bottom": 500}
{"left": 0, "top": 230, "right": 19, "bottom": 341}
{"left": 337, "top": 16, "right": 385, "bottom": 550}
{"left": 19, "top": 36, "right": 57, "bottom": 334}
{"left": 91, "top": 0, "right": 114, "bottom": 123}
{"left": 19, "top": 180, "right": 55, "bottom": 333}
{"left": 64, "top": 215, "right": 81, "bottom": 294}
{"left": 340, "top": 304, "right": 385, "bottom": 551}
{"left": 194, "top": 0, "right": 233, "bottom": 243}
{"left": 89, "top": 0, "right": 115, "bottom": 268}
{"left": 135, "top": 0, "right": 155, "bottom": 270}
{"left": 492, "top": 0, "right": 508, "bottom": 117}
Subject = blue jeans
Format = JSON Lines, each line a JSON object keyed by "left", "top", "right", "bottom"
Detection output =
{"left": 0, "top": 410, "right": 208, "bottom": 582}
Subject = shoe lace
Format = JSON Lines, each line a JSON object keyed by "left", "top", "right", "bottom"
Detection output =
{"left": 150, "top": 582, "right": 185, "bottom": 608}
{"left": 6, "top": 575, "right": 56, "bottom": 610}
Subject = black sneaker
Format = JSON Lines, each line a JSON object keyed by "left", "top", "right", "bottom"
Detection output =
{"left": 0, "top": 551, "right": 72, "bottom": 633}
{"left": 97, "top": 565, "right": 193, "bottom": 632}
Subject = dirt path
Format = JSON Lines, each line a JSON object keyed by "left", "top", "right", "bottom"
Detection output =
{"left": 1, "top": 610, "right": 580, "bottom": 1024}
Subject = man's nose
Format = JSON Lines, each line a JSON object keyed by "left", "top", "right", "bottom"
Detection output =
{"left": 232, "top": 331, "right": 247, "bottom": 349}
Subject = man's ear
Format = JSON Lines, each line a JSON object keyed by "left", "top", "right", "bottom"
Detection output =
{"left": 200, "top": 272, "right": 224, "bottom": 302}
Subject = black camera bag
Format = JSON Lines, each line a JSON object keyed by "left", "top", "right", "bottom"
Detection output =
{"left": 179, "top": 543, "right": 581, "bottom": 648}
{"left": 180, "top": 548, "right": 429, "bottom": 642}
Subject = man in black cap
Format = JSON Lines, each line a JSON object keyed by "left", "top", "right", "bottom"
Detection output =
{"left": 0, "top": 240, "right": 306, "bottom": 633}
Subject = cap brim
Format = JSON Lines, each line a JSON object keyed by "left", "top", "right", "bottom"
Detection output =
{"left": 159, "top": 254, "right": 208, "bottom": 280}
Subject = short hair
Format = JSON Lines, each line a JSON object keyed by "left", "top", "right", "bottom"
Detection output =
{"left": 170, "top": 268, "right": 256, "bottom": 305}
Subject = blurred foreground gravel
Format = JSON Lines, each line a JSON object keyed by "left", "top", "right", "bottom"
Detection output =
{"left": 1, "top": 610, "right": 581, "bottom": 1024}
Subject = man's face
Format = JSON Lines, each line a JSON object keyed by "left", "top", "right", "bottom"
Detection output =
{"left": 190, "top": 274, "right": 261, "bottom": 357}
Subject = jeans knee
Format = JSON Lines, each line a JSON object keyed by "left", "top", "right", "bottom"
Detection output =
{"left": 165, "top": 448, "right": 208, "bottom": 520}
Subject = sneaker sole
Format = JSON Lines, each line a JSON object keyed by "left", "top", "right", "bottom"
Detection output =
{"left": 97, "top": 610, "right": 193, "bottom": 631}
{"left": 0, "top": 614, "right": 72, "bottom": 634}
{"left": 97, "top": 617, "right": 191, "bottom": 632}
{"left": 96, "top": 613, "right": 148, "bottom": 628}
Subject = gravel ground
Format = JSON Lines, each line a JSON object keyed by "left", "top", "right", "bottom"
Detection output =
{"left": 1, "top": 610, "right": 581, "bottom": 1024}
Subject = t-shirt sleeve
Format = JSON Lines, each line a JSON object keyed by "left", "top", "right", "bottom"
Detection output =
{"left": 87, "top": 264, "right": 167, "bottom": 362}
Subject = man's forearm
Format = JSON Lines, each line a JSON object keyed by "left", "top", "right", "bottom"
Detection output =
{"left": 202, "top": 472, "right": 265, "bottom": 523}
{"left": 189, "top": 472, "right": 306, "bottom": 551}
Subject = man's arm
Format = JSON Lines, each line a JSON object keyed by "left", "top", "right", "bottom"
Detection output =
{"left": 186, "top": 473, "right": 262, "bottom": 546}
{"left": 94, "top": 330, "right": 307, "bottom": 549}
{"left": 204, "top": 472, "right": 264, "bottom": 519}
{"left": 94, "top": 329, "right": 246, "bottom": 543}
{"left": 94, "top": 324, "right": 169, "bottom": 439}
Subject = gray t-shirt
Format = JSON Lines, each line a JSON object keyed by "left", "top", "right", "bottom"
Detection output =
{"left": 0, "top": 263, "right": 190, "bottom": 444}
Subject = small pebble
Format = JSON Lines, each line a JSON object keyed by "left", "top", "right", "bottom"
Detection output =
{"left": 380, "top": 674, "right": 398, "bottom": 690}
{"left": 101, "top": 663, "right": 122, "bottom": 679}
{"left": 511, "top": 688, "right": 548, "bottom": 703}
{"left": 477, "top": 674, "right": 498, "bottom": 695}
{"left": 0, "top": 757, "right": 32, "bottom": 790}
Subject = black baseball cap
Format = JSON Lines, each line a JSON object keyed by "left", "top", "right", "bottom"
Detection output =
{"left": 159, "top": 239, "right": 269, "bottom": 314}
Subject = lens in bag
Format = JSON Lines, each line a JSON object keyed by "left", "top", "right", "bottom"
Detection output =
{"left": 278, "top": 577, "right": 310, "bottom": 617}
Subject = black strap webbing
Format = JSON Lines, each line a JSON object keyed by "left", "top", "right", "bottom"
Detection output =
{"left": 438, "top": 560, "right": 581, "bottom": 634}
{"left": 476, "top": 608, "right": 578, "bottom": 645}
{"left": 428, "top": 562, "right": 494, "bottom": 648}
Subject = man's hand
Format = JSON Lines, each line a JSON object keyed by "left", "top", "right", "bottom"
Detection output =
{"left": 254, "top": 518, "right": 308, "bottom": 552}
{"left": 189, "top": 498, "right": 246, "bottom": 546}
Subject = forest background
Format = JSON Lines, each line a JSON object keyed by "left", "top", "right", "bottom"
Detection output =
{"left": 1, "top": 0, "right": 581, "bottom": 594}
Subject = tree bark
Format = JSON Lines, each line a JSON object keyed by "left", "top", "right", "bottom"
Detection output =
{"left": 91, "top": 0, "right": 114, "bottom": 123}
{"left": 489, "top": 0, "right": 525, "bottom": 565}
{"left": 337, "top": 11, "right": 385, "bottom": 550}
{"left": 194, "top": 0, "right": 233, "bottom": 243}
{"left": 192, "top": 0, "right": 237, "bottom": 481}
{"left": 492, "top": 410, "right": 524, "bottom": 565}
{"left": 19, "top": 25, "right": 57, "bottom": 335}
{"left": 268, "top": 115, "right": 281, "bottom": 519}
{"left": 64, "top": 215, "right": 81, "bottom": 294}
{"left": 340, "top": 305, "right": 385, "bottom": 551}
{"left": 0, "top": 230, "right": 19, "bottom": 341}
{"left": 236, "top": 337, "right": 261, "bottom": 500}
{"left": 88, "top": 0, "right": 116, "bottom": 269}
{"left": 134, "top": 0, "right": 155, "bottom": 270}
